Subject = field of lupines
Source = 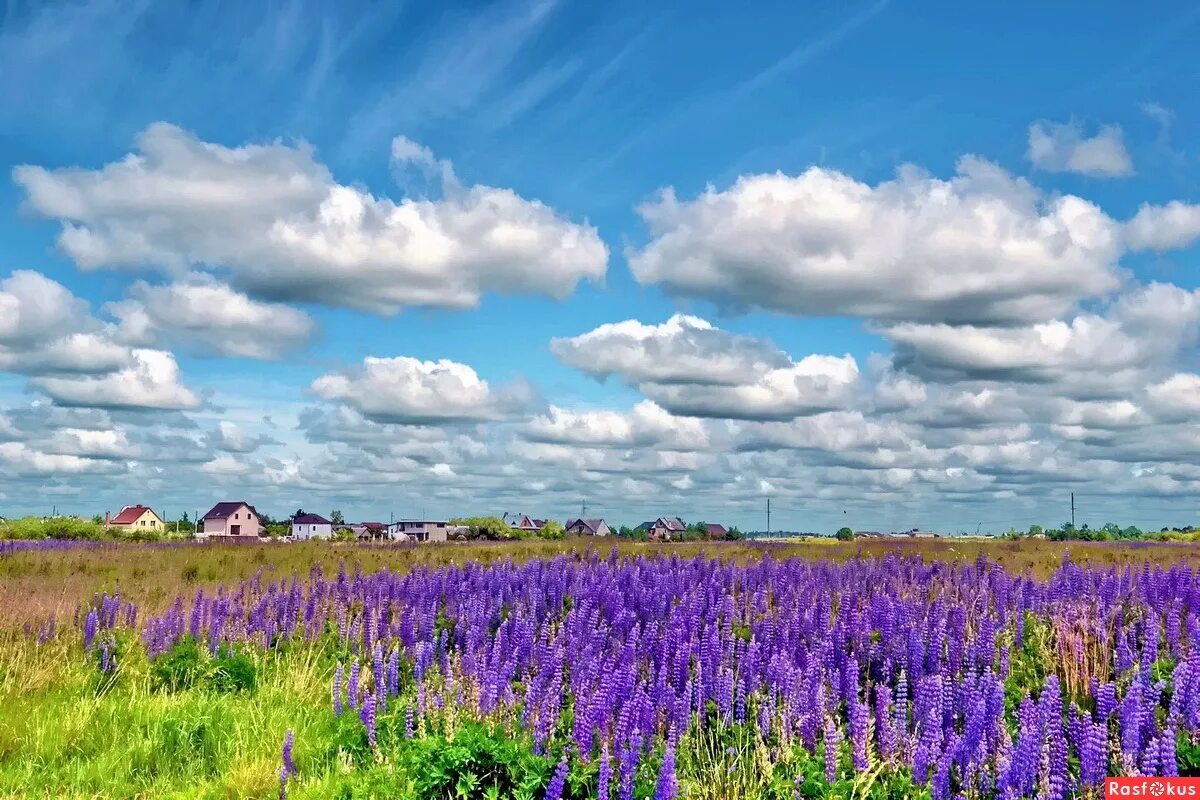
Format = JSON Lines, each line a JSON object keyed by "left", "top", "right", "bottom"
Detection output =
{"left": 5, "top": 540, "right": 1200, "bottom": 798}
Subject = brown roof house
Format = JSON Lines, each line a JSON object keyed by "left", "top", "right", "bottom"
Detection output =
{"left": 508, "top": 514, "right": 548, "bottom": 535}
{"left": 200, "top": 501, "right": 263, "bottom": 539}
{"left": 565, "top": 518, "right": 611, "bottom": 537}
{"left": 703, "top": 523, "right": 728, "bottom": 539}
{"left": 105, "top": 505, "right": 164, "bottom": 532}
{"left": 636, "top": 517, "right": 686, "bottom": 541}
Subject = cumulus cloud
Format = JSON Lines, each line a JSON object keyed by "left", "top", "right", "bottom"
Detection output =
{"left": 311, "top": 356, "right": 533, "bottom": 424}
{"left": 1145, "top": 374, "right": 1200, "bottom": 420}
{"left": 207, "top": 420, "right": 277, "bottom": 453}
{"left": 643, "top": 354, "right": 860, "bottom": 420}
{"left": 108, "top": 276, "right": 315, "bottom": 359}
{"left": 14, "top": 123, "right": 608, "bottom": 313}
{"left": 554, "top": 315, "right": 858, "bottom": 420}
{"left": 523, "top": 400, "right": 709, "bottom": 450}
{"left": 550, "top": 314, "right": 789, "bottom": 385}
{"left": 1026, "top": 120, "right": 1134, "bottom": 177}
{"left": 0, "top": 442, "right": 124, "bottom": 476}
{"left": 885, "top": 283, "right": 1200, "bottom": 394}
{"left": 33, "top": 349, "right": 200, "bottom": 410}
{"left": 0, "top": 271, "right": 129, "bottom": 374}
{"left": 628, "top": 157, "right": 1122, "bottom": 324}
{"left": 42, "top": 427, "right": 137, "bottom": 459}
{"left": 1125, "top": 201, "right": 1200, "bottom": 252}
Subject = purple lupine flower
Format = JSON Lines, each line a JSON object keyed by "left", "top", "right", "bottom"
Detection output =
{"left": 348, "top": 661, "right": 361, "bottom": 711}
{"left": 654, "top": 737, "right": 677, "bottom": 800}
{"left": 823, "top": 717, "right": 839, "bottom": 785}
{"left": 360, "top": 695, "right": 377, "bottom": 747}
{"left": 279, "top": 729, "right": 295, "bottom": 799}
{"left": 84, "top": 609, "right": 98, "bottom": 651}
{"left": 332, "top": 663, "right": 344, "bottom": 716}
{"left": 598, "top": 742, "right": 612, "bottom": 800}
{"left": 545, "top": 753, "right": 569, "bottom": 800}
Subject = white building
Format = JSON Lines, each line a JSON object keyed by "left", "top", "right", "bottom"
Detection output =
{"left": 291, "top": 512, "right": 333, "bottom": 540}
{"left": 387, "top": 520, "right": 450, "bottom": 543}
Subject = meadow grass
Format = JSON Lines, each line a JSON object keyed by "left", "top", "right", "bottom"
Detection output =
{"left": 3, "top": 537, "right": 1200, "bottom": 798}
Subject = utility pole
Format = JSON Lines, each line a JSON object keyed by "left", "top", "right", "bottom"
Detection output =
{"left": 1071, "top": 492, "right": 1075, "bottom": 528}
{"left": 581, "top": 499, "right": 587, "bottom": 518}
{"left": 766, "top": 497, "right": 771, "bottom": 534}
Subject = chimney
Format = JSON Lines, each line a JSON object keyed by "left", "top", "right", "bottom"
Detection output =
{"left": 104, "top": 511, "right": 110, "bottom": 529}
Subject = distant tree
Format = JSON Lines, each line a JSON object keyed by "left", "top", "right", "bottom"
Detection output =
{"left": 451, "top": 517, "right": 515, "bottom": 540}
{"left": 92, "top": 514, "right": 104, "bottom": 525}
{"left": 537, "top": 520, "right": 565, "bottom": 540}
{"left": 1027, "top": 524, "right": 1043, "bottom": 537}
{"left": 725, "top": 526, "right": 745, "bottom": 541}
{"left": 835, "top": 527, "right": 854, "bottom": 541}
{"left": 330, "top": 510, "right": 345, "bottom": 525}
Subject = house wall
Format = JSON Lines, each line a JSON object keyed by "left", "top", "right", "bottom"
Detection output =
{"left": 200, "top": 505, "right": 260, "bottom": 538}
{"left": 387, "top": 521, "right": 449, "bottom": 542}
{"left": 112, "top": 508, "right": 164, "bottom": 532}
{"left": 291, "top": 522, "right": 332, "bottom": 540}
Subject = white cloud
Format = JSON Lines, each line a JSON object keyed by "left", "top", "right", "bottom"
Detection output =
{"left": 884, "top": 283, "right": 1200, "bottom": 394}
{"left": 550, "top": 314, "right": 789, "bottom": 385}
{"left": 0, "top": 442, "right": 123, "bottom": 476}
{"left": 523, "top": 400, "right": 709, "bottom": 450}
{"left": 643, "top": 354, "right": 860, "bottom": 420}
{"left": 0, "top": 271, "right": 131, "bottom": 374}
{"left": 1125, "top": 201, "right": 1200, "bottom": 252}
{"left": 32, "top": 349, "right": 200, "bottom": 410}
{"left": 554, "top": 315, "right": 859, "bottom": 420}
{"left": 628, "top": 157, "right": 1122, "bottom": 324}
{"left": 1145, "top": 374, "right": 1200, "bottom": 420}
{"left": 1026, "top": 120, "right": 1134, "bottom": 177}
{"left": 311, "top": 355, "right": 532, "bottom": 424}
{"left": 108, "top": 276, "right": 315, "bottom": 359}
{"left": 43, "top": 427, "right": 136, "bottom": 459}
{"left": 15, "top": 123, "right": 608, "bottom": 313}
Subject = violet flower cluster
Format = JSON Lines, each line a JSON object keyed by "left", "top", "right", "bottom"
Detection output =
{"left": 141, "top": 552, "right": 1200, "bottom": 797}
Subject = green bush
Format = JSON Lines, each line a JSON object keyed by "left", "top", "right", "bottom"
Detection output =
{"left": 150, "top": 637, "right": 206, "bottom": 692}
{"left": 149, "top": 638, "right": 257, "bottom": 694}
{"left": 209, "top": 645, "right": 257, "bottom": 693}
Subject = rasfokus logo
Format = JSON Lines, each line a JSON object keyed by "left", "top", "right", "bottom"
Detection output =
{"left": 1107, "top": 778, "right": 1200, "bottom": 797}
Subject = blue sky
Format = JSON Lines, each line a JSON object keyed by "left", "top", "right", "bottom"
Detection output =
{"left": 1, "top": 0, "right": 1199, "bottom": 533}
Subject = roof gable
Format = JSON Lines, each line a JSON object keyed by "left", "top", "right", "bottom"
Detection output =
{"left": 293, "top": 513, "right": 331, "bottom": 525}
{"left": 203, "top": 501, "right": 259, "bottom": 520}
{"left": 110, "top": 505, "right": 154, "bottom": 525}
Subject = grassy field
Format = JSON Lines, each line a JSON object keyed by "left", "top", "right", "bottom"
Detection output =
{"left": 4, "top": 537, "right": 1200, "bottom": 799}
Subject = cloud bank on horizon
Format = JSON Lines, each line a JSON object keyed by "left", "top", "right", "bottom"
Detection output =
{"left": 1, "top": 0, "right": 1198, "bottom": 533}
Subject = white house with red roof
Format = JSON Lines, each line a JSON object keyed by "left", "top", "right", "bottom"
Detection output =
{"left": 105, "top": 505, "right": 164, "bottom": 533}
{"left": 199, "top": 501, "right": 263, "bottom": 538}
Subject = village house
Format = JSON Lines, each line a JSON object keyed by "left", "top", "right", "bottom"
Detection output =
{"left": 565, "top": 518, "right": 611, "bottom": 537}
{"left": 636, "top": 517, "right": 686, "bottom": 541}
{"left": 105, "top": 505, "right": 164, "bottom": 533}
{"left": 290, "top": 512, "right": 332, "bottom": 540}
{"left": 387, "top": 519, "right": 450, "bottom": 543}
{"left": 199, "top": 501, "right": 263, "bottom": 539}
{"left": 350, "top": 522, "right": 387, "bottom": 540}
{"left": 703, "top": 523, "right": 728, "bottom": 539}
{"left": 506, "top": 514, "right": 547, "bottom": 535}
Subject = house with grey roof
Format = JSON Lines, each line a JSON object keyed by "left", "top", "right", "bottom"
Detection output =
{"left": 565, "top": 518, "right": 611, "bottom": 537}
